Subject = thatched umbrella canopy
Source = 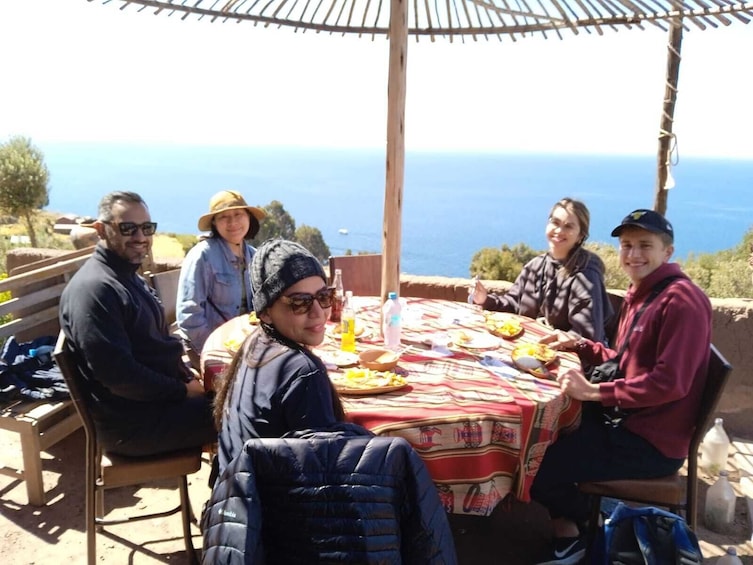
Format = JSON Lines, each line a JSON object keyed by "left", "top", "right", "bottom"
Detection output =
{"left": 90, "top": 0, "right": 752, "bottom": 301}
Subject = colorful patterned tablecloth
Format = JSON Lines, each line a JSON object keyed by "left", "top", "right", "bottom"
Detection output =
{"left": 201, "top": 297, "right": 582, "bottom": 516}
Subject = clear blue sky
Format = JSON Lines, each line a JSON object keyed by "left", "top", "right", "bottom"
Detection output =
{"left": 1, "top": 1, "right": 751, "bottom": 158}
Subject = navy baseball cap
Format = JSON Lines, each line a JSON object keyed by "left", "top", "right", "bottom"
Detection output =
{"left": 611, "top": 209, "right": 674, "bottom": 242}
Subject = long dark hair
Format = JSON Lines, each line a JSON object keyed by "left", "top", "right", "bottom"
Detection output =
{"left": 212, "top": 322, "right": 346, "bottom": 429}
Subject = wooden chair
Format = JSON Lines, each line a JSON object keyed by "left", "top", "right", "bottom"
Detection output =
{"left": 328, "top": 254, "right": 382, "bottom": 296}
{"left": 148, "top": 269, "right": 181, "bottom": 327}
{"left": 579, "top": 343, "right": 732, "bottom": 542}
{"left": 53, "top": 332, "right": 201, "bottom": 565}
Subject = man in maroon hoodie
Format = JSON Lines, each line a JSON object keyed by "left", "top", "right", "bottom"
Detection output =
{"left": 530, "top": 209, "right": 712, "bottom": 565}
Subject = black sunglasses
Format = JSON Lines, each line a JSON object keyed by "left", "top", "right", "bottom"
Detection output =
{"left": 104, "top": 221, "right": 158, "bottom": 236}
{"left": 280, "top": 287, "right": 336, "bottom": 315}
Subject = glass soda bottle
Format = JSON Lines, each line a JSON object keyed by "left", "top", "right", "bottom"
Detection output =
{"left": 382, "top": 291, "right": 402, "bottom": 351}
{"left": 700, "top": 417, "right": 730, "bottom": 475}
{"left": 329, "top": 268, "right": 344, "bottom": 323}
{"left": 716, "top": 547, "right": 743, "bottom": 565}
{"left": 704, "top": 470, "right": 736, "bottom": 533}
{"left": 340, "top": 290, "right": 356, "bottom": 353}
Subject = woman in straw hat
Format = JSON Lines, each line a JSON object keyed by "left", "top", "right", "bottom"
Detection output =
{"left": 177, "top": 190, "right": 266, "bottom": 355}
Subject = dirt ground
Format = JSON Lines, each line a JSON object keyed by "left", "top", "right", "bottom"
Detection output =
{"left": 1, "top": 426, "right": 751, "bottom": 564}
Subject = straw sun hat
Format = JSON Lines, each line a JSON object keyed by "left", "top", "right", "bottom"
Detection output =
{"left": 197, "top": 190, "right": 266, "bottom": 232}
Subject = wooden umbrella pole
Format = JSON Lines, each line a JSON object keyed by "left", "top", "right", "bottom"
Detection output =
{"left": 653, "top": 15, "right": 684, "bottom": 216}
{"left": 382, "top": 0, "right": 408, "bottom": 306}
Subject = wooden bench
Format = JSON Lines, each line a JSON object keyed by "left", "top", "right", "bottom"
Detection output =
{"left": 0, "top": 247, "right": 92, "bottom": 505}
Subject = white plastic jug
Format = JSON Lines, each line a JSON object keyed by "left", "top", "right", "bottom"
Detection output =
{"left": 716, "top": 546, "right": 743, "bottom": 565}
{"left": 700, "top": 417, "right": 730, "bottom": 475}
{"left": 704, "top": 470, "right": 736, "bottom": 533}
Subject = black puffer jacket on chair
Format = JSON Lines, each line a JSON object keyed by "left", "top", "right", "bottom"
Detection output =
{"left": 201, "top": 423, "right": 457, "bottom": 564}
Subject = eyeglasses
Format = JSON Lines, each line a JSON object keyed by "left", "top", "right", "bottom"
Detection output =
{"left": 104, "top": 221, "right": 158, "bottom": 236}
{"left": 280, "top": 287, "right": 336, "bottom": 315}
{"left": 547, "top": 217, "right": 578, "bottom": 233}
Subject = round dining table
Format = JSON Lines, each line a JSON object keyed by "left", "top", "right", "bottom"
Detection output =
{"left": 201, "top": 296, "right": 583, "bottom": 517}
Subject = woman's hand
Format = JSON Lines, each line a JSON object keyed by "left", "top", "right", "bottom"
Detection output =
{"left": 538, "top": 329, "right": 583, "bottom": 351}
{"left": 469, "top": 278, "right": 488, "bottom": 306}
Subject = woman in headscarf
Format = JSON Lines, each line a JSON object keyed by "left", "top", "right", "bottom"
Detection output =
{"left": 212, "top": 239, "right": 346, "bottom": 477}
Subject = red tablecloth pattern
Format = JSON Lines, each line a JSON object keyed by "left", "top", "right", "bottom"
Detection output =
{"left": 202, "top": 297, "right": 582, "bottom": 516}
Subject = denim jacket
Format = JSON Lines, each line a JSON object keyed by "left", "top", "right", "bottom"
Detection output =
{"left": 176, "top": 236, "right": 255, "bottom": 351}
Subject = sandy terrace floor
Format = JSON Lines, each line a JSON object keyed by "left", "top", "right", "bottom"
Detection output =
{"left": 1, "top": 427, "right": 752, "bottom": 564}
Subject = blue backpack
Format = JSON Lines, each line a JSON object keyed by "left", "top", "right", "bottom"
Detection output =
{"left": 595, "top": 503, "right": 703, "bottom": 565}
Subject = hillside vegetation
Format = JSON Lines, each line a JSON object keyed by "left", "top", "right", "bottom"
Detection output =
{"left": 3, "top": 211, "right": 753, "bottom": 300}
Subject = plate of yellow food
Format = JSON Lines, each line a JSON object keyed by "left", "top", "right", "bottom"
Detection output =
{"left": 224, "top": 336, "right": 245, "bottom": 353}
{"left": 510, "top": 342, "right": 558, "bottom": 365}
{"left": 451, "top": 330, "right": 502, "bottom": 350}
{"left": 330, "top": 368, "right": 408, "bottom": 395}
{"left": 484, "top": 314, "right": 524, "bottom": 339}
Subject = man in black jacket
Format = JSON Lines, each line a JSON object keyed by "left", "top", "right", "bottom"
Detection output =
{"left": 59, "top": 191, "right": 215, "bottom": 456}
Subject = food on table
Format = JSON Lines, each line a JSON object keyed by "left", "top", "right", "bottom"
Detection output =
{"left": 248, "top": 311, "right": 259, "bottom": 325}
{"left": 329, "top": 323, "right": 366, "bottom": 337}
{"left": 322, "top": 351, "right": 359, "bottom": 368}
{"left": 453, "top": 330, "right": 471, "bottom": 344}
{"left": 511, "top": 343, "right": 557, "bottom": 364}
{"left": 224, "top": 336, "right": 244, "bottom": 353}
{"left": 333, "top": 367, "right": 407, "bottom": 390}
{"left": 484, "top": 315, "right": 523, "bottom": 339}
{"left": 358, "top": 348, "right": 400, "bottom": 371}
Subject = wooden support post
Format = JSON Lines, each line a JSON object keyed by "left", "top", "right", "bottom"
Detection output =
{"left": 653, "top": 16, "right": 684, "bottom": 216}
{"left": 382, "top": 0, "right": 408, "bottom": 308}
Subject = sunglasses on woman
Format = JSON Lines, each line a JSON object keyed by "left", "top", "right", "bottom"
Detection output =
{"left": 280, "top": 287, "right": 336, "bottom": 315}
{"left": 104, "top": 221, "right": 158, "bottom": 236}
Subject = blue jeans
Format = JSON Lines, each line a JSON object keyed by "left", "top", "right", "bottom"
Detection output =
{"left": 530, "top": 404, "right": 684, "bottom": 523}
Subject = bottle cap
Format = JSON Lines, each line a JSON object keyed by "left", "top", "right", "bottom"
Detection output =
{"left": 388, "top": 291, "right": 397, "bottom": 299}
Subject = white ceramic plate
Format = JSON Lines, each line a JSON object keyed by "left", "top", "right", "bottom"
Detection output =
{"left": 319, "top": 351, "right": 360, "bottom": 368}
{"left": 452, "top": 331, "right": 502, "bottom": 350}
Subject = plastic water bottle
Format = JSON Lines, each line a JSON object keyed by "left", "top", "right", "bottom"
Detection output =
{"left": 704, "top": 470, "right": 736, "bottom": 533}
{"left": 329, "top": 268, "right": 344, "bottom": 323}
{"left": 700, "top": 417, "right": 730, "bottom": 475}
{"left": 340, "top": 290, "right": 356, "bottom": 353}
{"left": 29, "top": 345, "right": 55, "bottom": 364}
{"left": 382, "top": 292, "right": 402, "bottom": 351}
{"left": 716, "top": 547, "right": 743, "bottom": 565}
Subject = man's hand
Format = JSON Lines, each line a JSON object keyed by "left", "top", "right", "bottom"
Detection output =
{"left": 556, "top": 367, "right": 601, "bottom": 402}
{"left": 185, "top": 378, "right": 206, "bottom": 398}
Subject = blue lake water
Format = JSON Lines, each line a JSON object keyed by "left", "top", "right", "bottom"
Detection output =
{"left": 43, "top": 143, "right": 752, "bottom": 278}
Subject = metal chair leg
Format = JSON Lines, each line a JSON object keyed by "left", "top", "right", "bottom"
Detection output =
{"left": 179, "top": 475, "right": 199, "bottom": 565}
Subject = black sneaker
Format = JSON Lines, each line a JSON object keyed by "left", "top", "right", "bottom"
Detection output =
{"left": 536, "top": 536, "right": 586, "bottom": 565}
